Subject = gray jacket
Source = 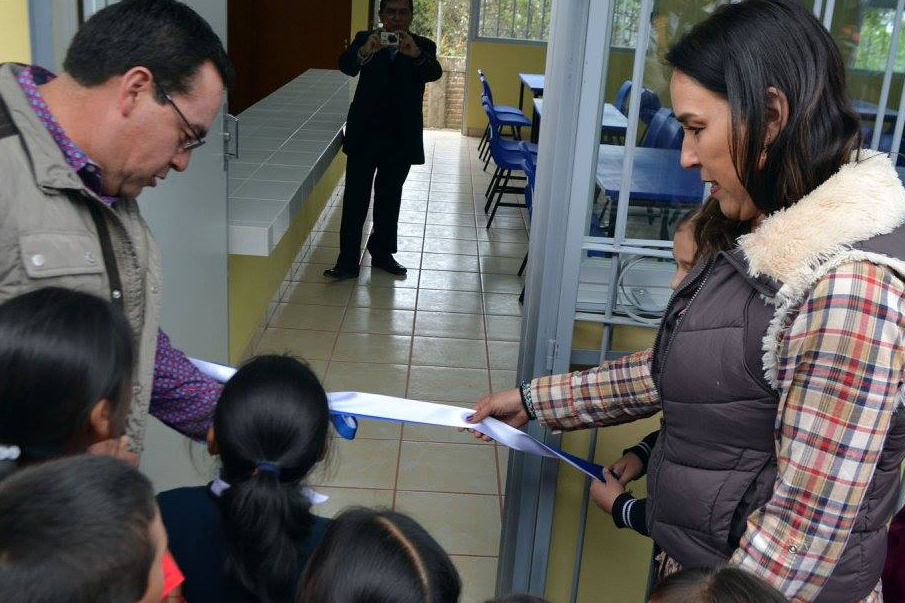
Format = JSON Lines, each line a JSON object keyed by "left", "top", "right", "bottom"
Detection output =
{"left": 0, "top": 63, "right": 162, "bottom": 453}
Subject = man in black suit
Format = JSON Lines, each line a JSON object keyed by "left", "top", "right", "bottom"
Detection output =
{"left": 325, "top": 0, "right": 443, "bottom": 280}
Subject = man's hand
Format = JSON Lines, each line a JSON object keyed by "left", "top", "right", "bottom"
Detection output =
{"left": 466, "top": 388, "right": 529, "bottom": 442}
{"left": 608, "top": 451, "right": 644, "bottom": 486}
{"left": 590, "top": 468, "right": 626, "bottom": 514}
{"left": 359, "top": 31, "right": 381, "bottom": 58}
{"left": 398, "top": 32, "right": 422, "bottom": 58}
{"left": 87, "top": 435, "right": 139, "bottom": 468}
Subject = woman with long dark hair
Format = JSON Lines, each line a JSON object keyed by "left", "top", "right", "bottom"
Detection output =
{"left": 157, "top": 355, "right": 331, "bottom": 603}
{"left": 470, "top": 2, "right": 905, "bottom": 602}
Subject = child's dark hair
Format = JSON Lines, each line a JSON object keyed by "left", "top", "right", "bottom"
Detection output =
{"left": 300, "top": 507, "right": 461, "bottom": 603}
{"left": 216, "top": 354, "right": 331, "bottom": 603}
{"left": 0, "top": 454, "right": 158, "bottom": 603}
{"left": 649, "top": 567, "right": 789, "bottom": 603}
{"left": 0, "top": 287, "right": 134, "bottom": 479}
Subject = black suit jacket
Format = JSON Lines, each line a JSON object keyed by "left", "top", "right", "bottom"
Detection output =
{"left": 339, "top": 30, "right": 442, "bottom": 165}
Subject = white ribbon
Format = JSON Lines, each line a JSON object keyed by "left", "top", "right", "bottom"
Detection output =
{"left": 190, "top": 358, "right": 605, "bottom": 481}
{"left": 209, "top": 474, "right": 329, "bottom": 505}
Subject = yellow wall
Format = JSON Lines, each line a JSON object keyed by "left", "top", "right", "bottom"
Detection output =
{"left": 465, "top": 40, "right": 547, "bottom": 136}
{"left": 228, "top": 153, "right": 346, "bottom": 363}
{"left": 0, "top": 0, "right": 31, "bottom": 64}
{"left": 351, "top": 0, "right": 372, "bottom": 39}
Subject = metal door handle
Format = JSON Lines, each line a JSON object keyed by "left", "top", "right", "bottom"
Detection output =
{"left": 223, "top": 113, "right": 239, "bottom": 159}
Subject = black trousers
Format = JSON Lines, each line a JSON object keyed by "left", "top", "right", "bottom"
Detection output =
{"left": 336, "top": 145, "right": 412, "bottom": 269}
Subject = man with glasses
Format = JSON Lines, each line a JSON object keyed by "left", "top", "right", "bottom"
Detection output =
{"left": 0, "top": 0, "right": 234, "bottom": 455}
{"left": 325, "top": 0, "right": 442, "bottom": 280}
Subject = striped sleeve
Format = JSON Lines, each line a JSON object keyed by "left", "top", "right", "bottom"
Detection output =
{"left": 729, "top": 261, "right": 905, "bottom": 602}
{"left": 530, "top": 349, "right": 661, "bottom": 431}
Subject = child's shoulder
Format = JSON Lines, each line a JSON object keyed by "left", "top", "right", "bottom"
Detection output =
{"left": 157, "top": 485, "right": 218, "bottom": 521}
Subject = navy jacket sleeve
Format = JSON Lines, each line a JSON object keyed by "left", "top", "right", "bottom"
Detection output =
{"left": 612, "top": 493, "right": 649, "bottom": 537}
{"left": 339, "top": 31, "right": 373, "bottom": 77}
{"left": 408, "top": 37, "right": 443, "bottom": 83}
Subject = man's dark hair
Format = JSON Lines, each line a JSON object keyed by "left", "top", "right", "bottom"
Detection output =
{"left": 380, "top": 0, "right": 414, "bottom": 13}
{"left": 63, "top": 0, "right": 234, "bottom": 102}
{"left": 0, "top": 455, "right": 158, "bottom": 603}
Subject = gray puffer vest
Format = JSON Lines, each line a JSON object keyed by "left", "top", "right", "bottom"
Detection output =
{"left": 646, "top": 151, "right": 905, "bottom": 603}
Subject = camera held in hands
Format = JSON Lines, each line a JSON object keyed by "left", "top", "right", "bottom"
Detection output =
{"left": 380, "top": 31, "right": 400, "bottom": 47}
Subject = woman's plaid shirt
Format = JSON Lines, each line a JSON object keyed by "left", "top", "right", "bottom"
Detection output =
{"left": 530, "top": 261, "right": 905, "bottom": 603}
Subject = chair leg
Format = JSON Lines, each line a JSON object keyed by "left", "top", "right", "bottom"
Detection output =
{"left": 518, "top": 285, "right": 525, "bottom": 305}
{"left": 513, "top": 126, "right": 522, "bottom": 141}
{"left": 517, "top": 252, "right": 528, "bottom": 276}
{"left": 479, "top": 124, "right": 489, "bottom": 151}
{"left": 485, "top": 168, "right": 505, "bottom": 213}
{"left": 485, "top": 166, "right": 500, "bottom": 200}
{"left": 487, "top": 171, "right": 512, "bottom": 227}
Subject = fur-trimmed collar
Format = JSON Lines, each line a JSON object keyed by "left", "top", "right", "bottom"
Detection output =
{"left": 739, "top": 150, "right": 905, "bottom": 291}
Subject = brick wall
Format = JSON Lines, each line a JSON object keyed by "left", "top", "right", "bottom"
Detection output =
{"left": 422, "top": 56, "right": 466, "bottom": 130}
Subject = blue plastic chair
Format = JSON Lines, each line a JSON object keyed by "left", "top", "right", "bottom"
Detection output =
{"left": 639, "top": 88, "right": 662, "bottom": 124}
{"left": 478, "top": 69, "right": 527, "bottom": 115}
{"left": 640, "top": 108, "right": 683, "bottom": 149}
{"left": 482, "top": 101, "right": 529, "bottom": 226}
{"left": 615, "top": 80, "right": 632, "bottom": 116}
{"left": 480, "top": 98, "right": 537, "bottom": 173}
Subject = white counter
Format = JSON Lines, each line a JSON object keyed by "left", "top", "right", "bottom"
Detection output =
{"left": 228, "top": 69, "right": 353, "bottom": 256}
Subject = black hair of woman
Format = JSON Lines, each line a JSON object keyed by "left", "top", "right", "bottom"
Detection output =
{"left": 0, "top": 287, "right": 135, "bottom": 480}
{"left": 0, "top": 454, "right": 164, "bottom": 603}
{"left": 212, "top": 354, "right": 331, "bottom": 603}
{"left": 299, "top": 507, "right": 462, "bottom": 603}
{"left": 665, "top": 0, "right": 862, "bottom": 250}
{"left": 649, "top": 566, "right": 789, "bottom": 603}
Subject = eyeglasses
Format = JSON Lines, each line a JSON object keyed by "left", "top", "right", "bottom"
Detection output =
{"left": 382, "top": 8, "right": 411, "bottom": 17}
{"left": 154, "top": 81, "right": 206, "bottom": 152}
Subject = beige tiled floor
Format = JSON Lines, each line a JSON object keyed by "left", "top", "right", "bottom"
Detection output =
{"left": 254, "top": 131, "right": 525, "bottom": 602}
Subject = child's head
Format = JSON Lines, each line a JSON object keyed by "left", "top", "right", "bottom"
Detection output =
{"left": 0, "top": 454, "right": 166, "bottom": 603}
{"left": 670, "top": 209, "right": 700, "bottom": 290}
{"left": 211, "top": 354, "right": 330, "bottom": 603}
{"left": 300, "top": 507, "right": 461, "bottom": 603}
{"left": 649, "top": 567, "right": 789, "bottom": 603}
{"left": 0, "top": 287, "right": 135, "bottom": 478}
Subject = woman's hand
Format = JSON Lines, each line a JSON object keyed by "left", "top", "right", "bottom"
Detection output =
{"left": 466, "top": 388, "right": 529, "bottom": 442}
{"left": 590, "top": 468, "right": 626, "bottom": 514}
{"left": 608, "top": 451, "right": 644, "bottom": 486}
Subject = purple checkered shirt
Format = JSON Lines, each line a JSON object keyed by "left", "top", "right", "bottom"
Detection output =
{"left": 16, "top": 65, "right": 221, "bottom": 440}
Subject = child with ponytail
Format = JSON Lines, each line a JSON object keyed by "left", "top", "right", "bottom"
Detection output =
{"left": 157, "top": 355, "right": 332, "bottom": 603}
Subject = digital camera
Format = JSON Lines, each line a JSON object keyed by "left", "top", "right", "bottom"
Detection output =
{"left": 380, "top": 31, "right": 400, "bottom": 47}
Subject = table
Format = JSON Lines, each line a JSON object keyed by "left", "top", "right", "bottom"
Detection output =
{"left": 595, "top": 144, "right": 704, "bottom": 240}
{"left": 518, "top": 72, "right": 545, "bottom": 110}
{"left": 532, "top": 98, "right": 628, "bottom": 144}
{"left": 852, "top": 99, "right": 899, "bottom": 122}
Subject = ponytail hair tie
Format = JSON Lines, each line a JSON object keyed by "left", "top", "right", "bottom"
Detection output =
{"left": 255, "top": 461, "right": 281, "bottom": 477}
{"left": 0, "top": 445, "right": 21, "bottom": 461}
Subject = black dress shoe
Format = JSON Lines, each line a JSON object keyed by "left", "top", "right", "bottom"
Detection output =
{"left": 371, "top": 255, "right": 407, "bottom": 275}
{"left": 323, "top": 265, "right": 360, "bottom": 280}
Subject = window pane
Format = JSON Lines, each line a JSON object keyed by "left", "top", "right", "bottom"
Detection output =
{"left": 477, "top": 0, "right": 552, "bottom": 41}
